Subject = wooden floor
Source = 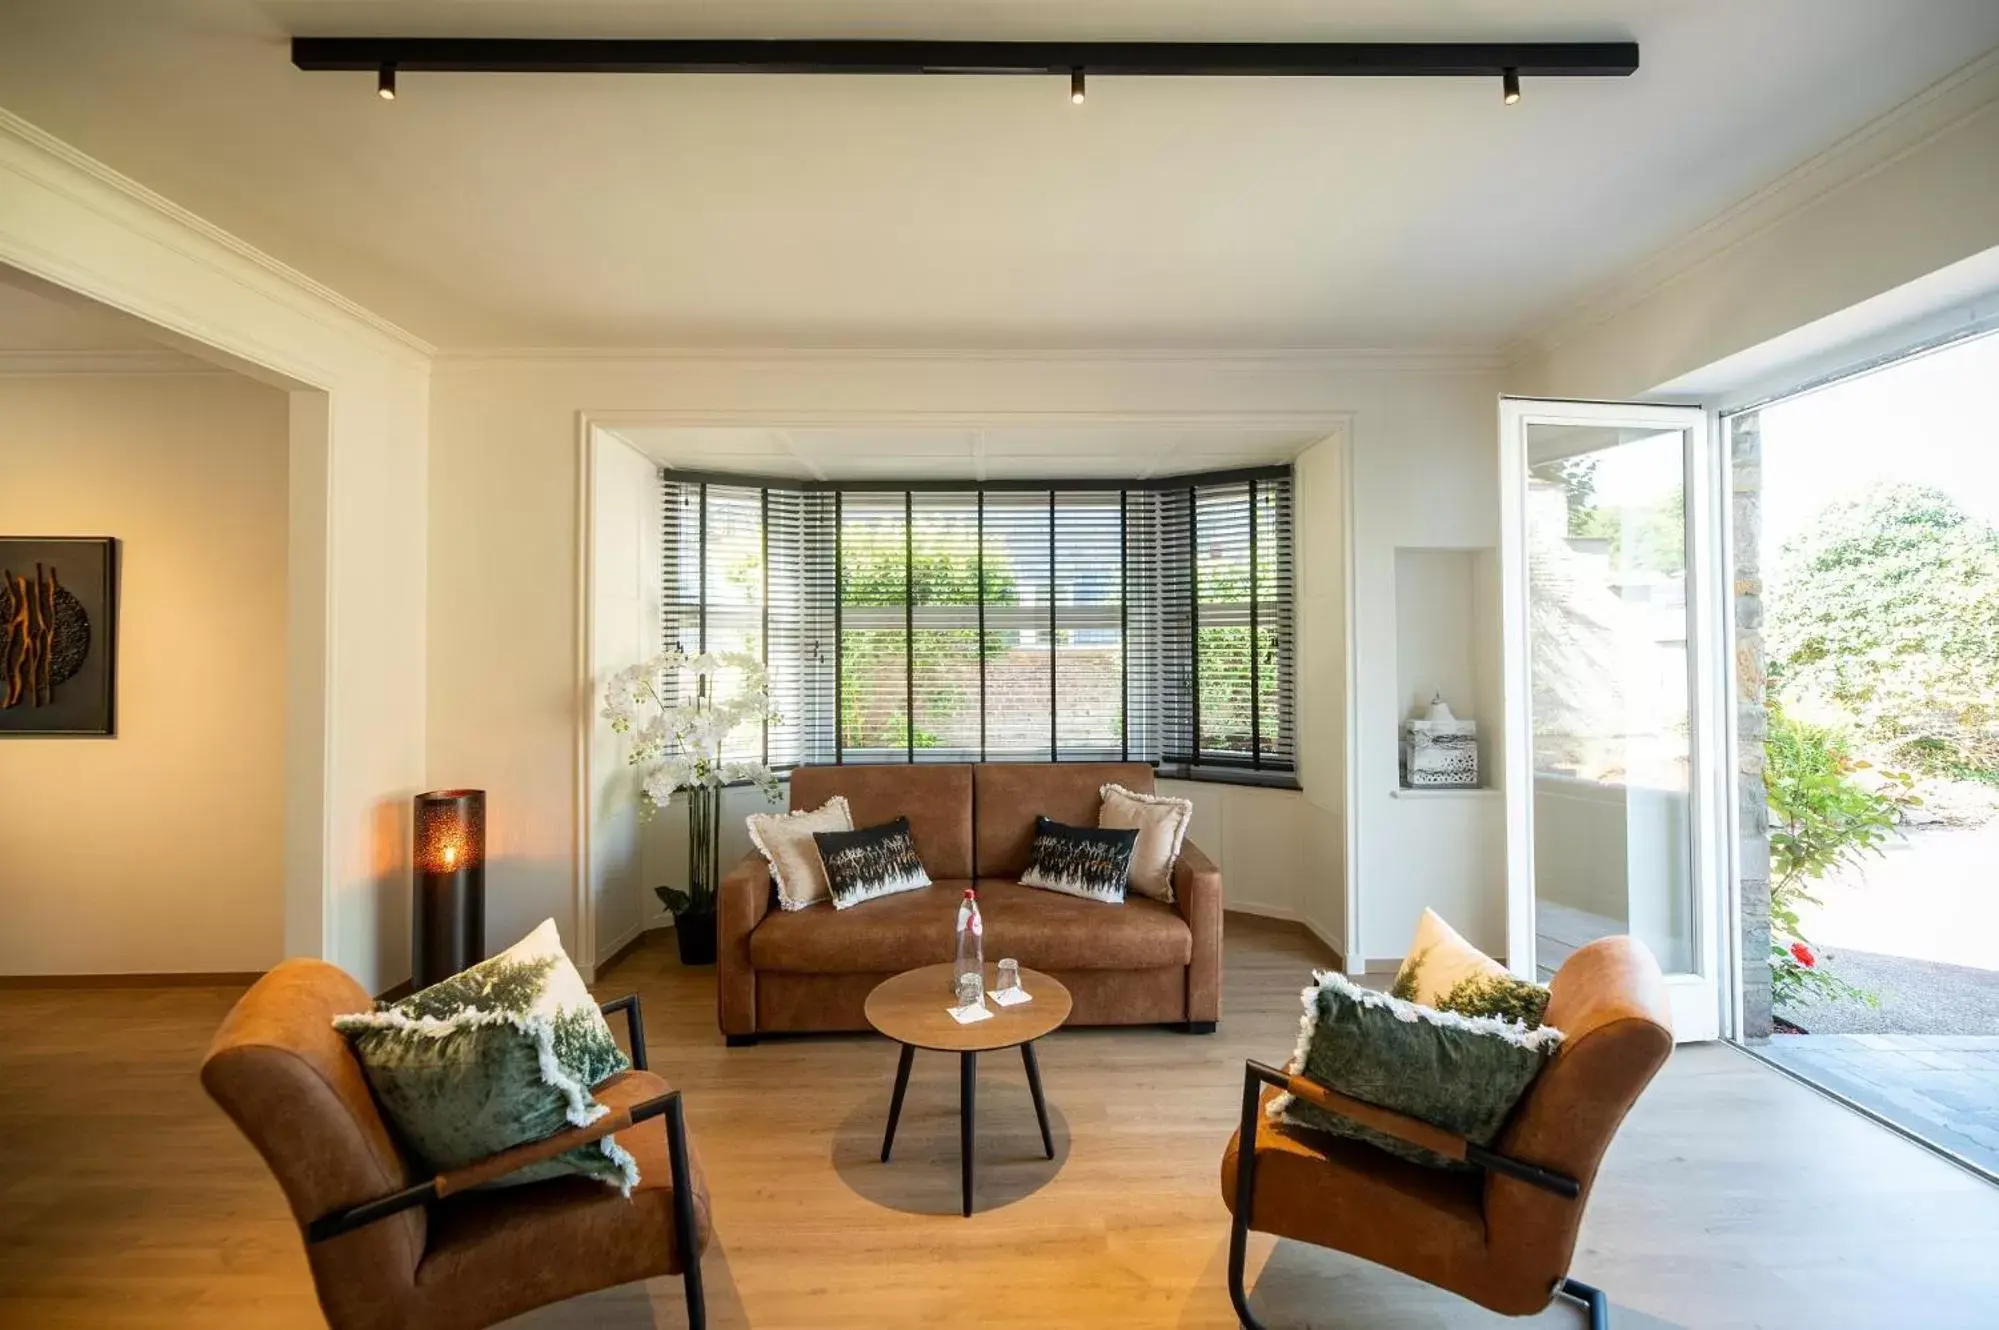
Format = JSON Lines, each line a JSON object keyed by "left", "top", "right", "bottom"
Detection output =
{"left": 4, "top": 914, "right": 1998, "bottom": 1329}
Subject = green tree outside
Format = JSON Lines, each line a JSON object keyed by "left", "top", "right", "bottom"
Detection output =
{"left": 1770, "top": 483, "right": 1999, "bottom": 781}
{"left": 839, "top": 527, "right": 1019, "bottom": 749}
{"left": 1530, "top": 454, "right": 1686, "bottom": 576}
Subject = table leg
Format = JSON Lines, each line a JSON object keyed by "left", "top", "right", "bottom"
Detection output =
{"left": 960, "top": 1050, "right": 977, "bottom": 1217}
{"left": 881, "top": 1043, "right": 915, "bottom": 1163}
{"left": 1021, "top": 1040, "right": 1054, "bottom": 1159}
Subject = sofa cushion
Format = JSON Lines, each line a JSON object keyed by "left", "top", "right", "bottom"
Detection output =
{"left": 816, "top": 816, "right": 933, "bottom": 909}
{"left": 978, "top": 877, "right": 1191, "bottom": 969}
{"left": 333, "top": 920, "right": 635, "bottom": 1193}
{"left": 747, "top": 795, "right": 853, "bottom": 911}
{"left": 1270, "top": 969, "right": 1563, "bottom": 1170}
{"left": 973, "top": 763, "right": 1156, "bottom": 877}
{"left": 790, "top": 764, "right": 972, "bottom": 879}
{"left": 1018, "top": 816, "right": 1137, "bottom": 904}
{"left": 748, "top": 879, "right": 1192, "bottom": 974}
{"left": 1391, "top": 907, "right": 1551, "bottom": 1029}
{"left": 1099, "top": 782, "right": 1193, "bottom": 904}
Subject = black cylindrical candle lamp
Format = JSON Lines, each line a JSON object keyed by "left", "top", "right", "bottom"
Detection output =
{"left": 413, "top": 789, "right": 486, "bottom": 989}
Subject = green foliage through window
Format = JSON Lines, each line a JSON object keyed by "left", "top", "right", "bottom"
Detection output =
{"left": 1764, "top": 703, "right": 1918, "bottom": 1013}
{"left": 1769, "top": 483, "right": 1999, "bottom": 783}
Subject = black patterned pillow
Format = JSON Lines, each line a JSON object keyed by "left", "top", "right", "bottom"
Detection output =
{"left": 814, "top": 817, "right": 933, "bottom": 910}
{"left": 1018, "top": 816, "right": 1138, "bottom": 904}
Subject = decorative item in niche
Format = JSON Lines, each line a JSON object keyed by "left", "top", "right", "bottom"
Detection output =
{"left": 0, "top": 537, "right": 117, "bottom": 737}
{"left": 1401, "top": 693, "right": 1478, "bottom": 789}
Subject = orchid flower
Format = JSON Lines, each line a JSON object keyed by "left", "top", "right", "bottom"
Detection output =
{"left": 604, "top": 648, "right": 783, "bottom": 814}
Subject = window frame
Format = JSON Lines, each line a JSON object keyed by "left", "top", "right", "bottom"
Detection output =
{"left": 661, "top": 465, "right": 1299, "bottom": 789}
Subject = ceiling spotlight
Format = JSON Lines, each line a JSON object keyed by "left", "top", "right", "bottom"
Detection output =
{"left": 1070, "top": 67, "right": 1086, "bottom": 105}
{"left": 378, "top": 63, "right": 397, "bottom": 100}
{"left": 1502, "top": 67, "right": 1520, "bottom": 105}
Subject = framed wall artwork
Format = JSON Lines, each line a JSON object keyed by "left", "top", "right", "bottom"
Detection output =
{"left": 1, "top": 537, "right": 119, "bottom": 737}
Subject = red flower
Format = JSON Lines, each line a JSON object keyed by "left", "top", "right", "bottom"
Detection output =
{"left": 1790, "top": 942, "right": 1816, "bottom": 968}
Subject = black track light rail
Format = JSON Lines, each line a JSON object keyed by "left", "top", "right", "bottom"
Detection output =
{"left": 292, "top": 38, "right": 1638, "bottom": 81}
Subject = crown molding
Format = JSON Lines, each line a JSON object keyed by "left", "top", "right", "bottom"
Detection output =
{"left": 0, "top": 108, "right": 435, "bottom": 366}
{"left": 434, "top": 345, "right": 1508, "bottom": 374}
{"left": 1509, "top": 46, "right": 1999, "bottom": 366}
{"left": 0, "top": 348, "right": 229, "bottom": 376}
{"left": 589, "top": 407, "right": 1356, "bottom": 432}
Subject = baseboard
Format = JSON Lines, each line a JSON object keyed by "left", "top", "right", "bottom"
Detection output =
{"left": 1362, "top": 953, "right": 1507, "bottom": 973}
{"left": 595, "top": 918, "right": 647, "bottom": 971}
{"left": 1226, "top": 903, "right": 1346, "bottom": 970}
{"left": 1225, "top": 901, "right": 1298, "bottom": 923}
{"left": 1298, "top": 917, "right": 1347, "bottom": 970}
{"left": 595, "top": 926, "right": 659, "bottom": 976}
{"left": 0, "top": 970, "right": 262, "bottom": 989}
{"left": 374, "top": 978, "right": 415, "bottom": 1003}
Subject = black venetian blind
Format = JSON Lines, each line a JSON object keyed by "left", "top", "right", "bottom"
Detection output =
{"left": 660, "top": 469, "right": 1295, "bottom": 782}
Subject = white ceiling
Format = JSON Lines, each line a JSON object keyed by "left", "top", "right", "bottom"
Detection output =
{"left": 2, "top": 2, "right": 1996, "bottom": 351}
{"left": 608, "top": 422, "right": 1332, "bottom": 481}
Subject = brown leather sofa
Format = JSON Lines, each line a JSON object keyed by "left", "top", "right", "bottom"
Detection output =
{"left": 718, "top": 762, "right": 1222, "bottom": 1042}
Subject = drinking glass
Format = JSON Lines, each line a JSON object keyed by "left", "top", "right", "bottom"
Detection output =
{"left": 995, "top": 958, "right": 1021, "bottom": 997}
{"left": 954, "top": 970, "right": 984, "bottom": 1009}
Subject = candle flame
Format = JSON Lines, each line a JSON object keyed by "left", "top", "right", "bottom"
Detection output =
{"left": 442, "top": 844, "right": 458, "bottom": 869}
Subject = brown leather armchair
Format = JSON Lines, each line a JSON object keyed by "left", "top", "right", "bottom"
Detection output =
{"left": 1221, "top": 936, "right": 1673, "bottom": 1329}
{"left": 201, "top": 959, "right": 710, "bottom": 1330}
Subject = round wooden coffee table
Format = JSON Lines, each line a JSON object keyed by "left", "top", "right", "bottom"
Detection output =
{"left": 864, "top": 962, "right": 1072, "bottom": 1217}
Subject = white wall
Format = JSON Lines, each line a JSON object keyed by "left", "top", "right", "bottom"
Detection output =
{"left": 1393, "top": 545, "right": 1503, "bottom": 782}
{"left": 433, "top": 350, "right": 1507, "bottom": 971}
{"left": 585, "top": 430, "right": 664, "bottom": 965}
{"left": 1288, "top": 431, "right": 1348, "bottom": 957}
{"left": 642, "top": 783, "right": 772, "bottom": 939}
{"left": 0, "top": 371, "right": 288, "bottom": 974}
{"left": 1161, "top": 778, "right": 1313, "bottom": 925}
{"left": 1509, "top": 56, "right": 1999, "bottom": 400}
{"left": 0, "top": 110, "right": 431, "bottom": 994}
{"left": 1348, "top": 375, "right": 1510, "bottom": 963}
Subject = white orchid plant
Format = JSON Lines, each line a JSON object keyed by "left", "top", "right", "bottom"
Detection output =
{"left": 601, "top": 649, "right": 783, "bottom": 812}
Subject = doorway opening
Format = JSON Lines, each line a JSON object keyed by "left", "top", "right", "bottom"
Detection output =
{"left": 1731, "top": 328, "right": 1999, "bottom": 1180}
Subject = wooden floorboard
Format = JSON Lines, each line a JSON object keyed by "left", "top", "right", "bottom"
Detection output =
{"left": 3, "top": 914, "right": 1996, "bottom": 1328}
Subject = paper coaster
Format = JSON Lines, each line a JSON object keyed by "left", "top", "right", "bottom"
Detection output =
{"left": 948, "top": 1002, "right": 995, "bottom": 1025}
{"left": 990, "top": 988, "right": 1033, "bottom": 1007}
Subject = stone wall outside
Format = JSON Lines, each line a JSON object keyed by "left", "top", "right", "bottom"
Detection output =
{"left": 1733, "top": 412, "right": 1772, "bottom": 1039}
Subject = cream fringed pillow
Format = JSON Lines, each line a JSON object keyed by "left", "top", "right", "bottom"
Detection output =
{"left": 1391, "top": 908, "right": 1551, "bottom": 1029}
{"left": 747, "top": 796, "right": 853, "bottom": 910}
{"left": 1390, "top": 908, "right": 1510, "bottom": 1006}
{"left": 1098, "top": 783, "right": 1192, "bottom": 904}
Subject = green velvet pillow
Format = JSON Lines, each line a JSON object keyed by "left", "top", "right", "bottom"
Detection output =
{"left": 334, "top": 918, "right": 636, "bottom": 1193}
{"left": 1270, "top": 970, "right": 1564, "bottom": 1170}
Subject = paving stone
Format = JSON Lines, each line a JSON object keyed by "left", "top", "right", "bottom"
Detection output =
{"left": 1757, "top": 1034, "right": 1999, "bottom": 1178}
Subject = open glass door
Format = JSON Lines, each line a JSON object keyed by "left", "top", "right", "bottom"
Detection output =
{"left": 1499, "top": 399, "right": 1725, "bottom": 1041}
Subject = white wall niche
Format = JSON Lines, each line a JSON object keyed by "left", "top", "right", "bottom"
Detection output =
{"left": 1391, "top": 545, "right": 1501, "bottom": 792}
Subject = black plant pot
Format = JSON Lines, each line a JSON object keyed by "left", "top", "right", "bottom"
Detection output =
{"left": 674, "top": 908, "right": 718, "bottom": 967}
{"left": 660, "top": 781, "right": 724, "bottom": 967}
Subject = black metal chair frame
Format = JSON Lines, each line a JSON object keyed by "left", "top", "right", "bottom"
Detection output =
{"left": 303, "top": 995, "right": 705, "bottom": 1330}
{"left": 1229, "top": 1060, "right": 1609, "bottom": 1330}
